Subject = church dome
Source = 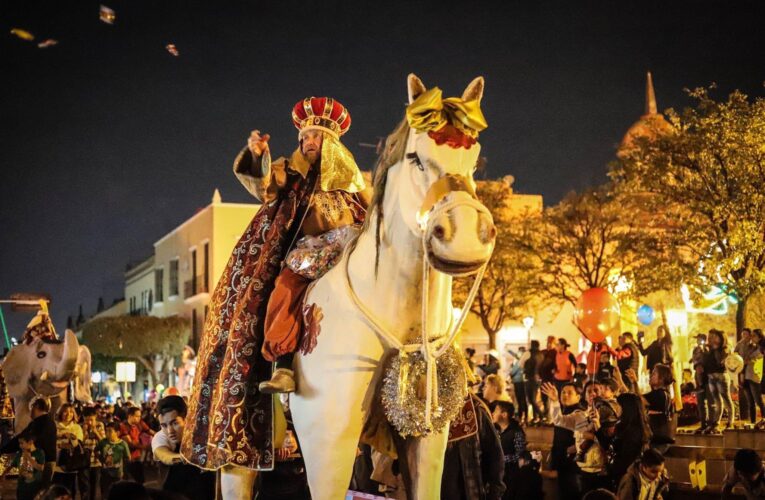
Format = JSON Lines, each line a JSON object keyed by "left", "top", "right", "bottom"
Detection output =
{"left": 618, "top": 72, "right": 673, "bottom": 155}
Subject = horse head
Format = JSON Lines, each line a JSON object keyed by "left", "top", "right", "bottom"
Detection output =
{"left": 375, "top": 74, "right": 496, "bottom": 276}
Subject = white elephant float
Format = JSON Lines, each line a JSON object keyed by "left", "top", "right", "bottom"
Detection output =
{"left": 1, "top": 329, "right": 91, "bottom": 431}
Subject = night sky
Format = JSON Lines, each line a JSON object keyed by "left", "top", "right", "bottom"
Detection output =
{"left": 1, "top": 0, "right": 764, "bottom": 337}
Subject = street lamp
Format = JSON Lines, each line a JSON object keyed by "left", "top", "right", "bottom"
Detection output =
{"left": 523, "top": 316, "right": 534, "bottom": 344}
{"left": 115, "top": 362, "right": 136, "bottom": 400}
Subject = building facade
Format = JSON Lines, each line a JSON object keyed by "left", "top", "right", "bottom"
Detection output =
{"left": 125, "top": 256, "right": 155, "bottom": 317}
{"left": 128, "top": 189, "right": 259, "bottom": 349}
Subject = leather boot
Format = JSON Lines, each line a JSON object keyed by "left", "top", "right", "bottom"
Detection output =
{"left": 258, "top": 368, "right": 296, "bottom": 394}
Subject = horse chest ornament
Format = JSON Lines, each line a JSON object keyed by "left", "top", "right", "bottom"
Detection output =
{"left": 379, "top": 177, "right": 489, "bottom": 437}
{"left": 349, "top": 88, "right": 493, "bottom": 437}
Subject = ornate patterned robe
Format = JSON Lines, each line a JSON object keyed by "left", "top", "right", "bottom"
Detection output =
{"left": 181, "top": 146, "right": 368, "bottom": 470}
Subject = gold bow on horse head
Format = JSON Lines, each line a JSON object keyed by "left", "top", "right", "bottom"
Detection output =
{"left": 406, "top": 87, "right": 488, "bottom": 138}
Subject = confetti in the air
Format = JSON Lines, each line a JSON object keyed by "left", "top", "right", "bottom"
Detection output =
{"left": 10, "top": 28, "right": 34, "bottom": 41}
{"left": 37, "top": 39, "right": 59, "bottom": 49}
{"left": 99, "top": 5, "right": 116, "bottom": 25}
{"left": 165, "top": 44, "right": 179, "bottom": 57}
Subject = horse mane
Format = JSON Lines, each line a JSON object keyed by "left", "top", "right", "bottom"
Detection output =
{"left": 363, "top": 116, "right": 411, "bottom": 274}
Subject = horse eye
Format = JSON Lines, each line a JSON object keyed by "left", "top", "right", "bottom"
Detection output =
{"left": 406, "top": 152, "right": 425, "bottom": 172}
{"left": 37, "top": 351, "right": 46, "bottom": 359}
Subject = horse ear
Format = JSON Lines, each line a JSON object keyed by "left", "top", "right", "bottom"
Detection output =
{"left": 407, "top": 73, "right": 427, "bottom": 104}
{"left": 462, "top": 76, "right": 485, "bottom": 103}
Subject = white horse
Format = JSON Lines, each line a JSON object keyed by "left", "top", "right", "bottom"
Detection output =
{"left": 222, "top": 74, "right": 496, "bottom": 499}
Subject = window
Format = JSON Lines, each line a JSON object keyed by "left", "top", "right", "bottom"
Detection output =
{"left": 191, "top": 248, "right": 197, "bottom": 295}
{"left": 169, "top": 259, "right": 179, "bottom": 296}
{"left": 155, "top": 269, "right": 164, "bottom": 302}
{"left": 203, "top": 242, "right": 210, "bottom": 292}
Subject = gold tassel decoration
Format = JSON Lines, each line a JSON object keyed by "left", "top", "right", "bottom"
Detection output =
{"left": 397, "top": 351, "right": 409, "bottom": 406}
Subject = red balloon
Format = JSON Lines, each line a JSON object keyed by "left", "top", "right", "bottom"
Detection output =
{"left": 164, "top": 387, "right": 180, "bottom": 396}
{"left": 574, "top": 288, "right": 621, "bottom": 343}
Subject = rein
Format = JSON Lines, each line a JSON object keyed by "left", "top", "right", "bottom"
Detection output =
{"left": 344, "top": 171, "right": 491, "bottom": 431}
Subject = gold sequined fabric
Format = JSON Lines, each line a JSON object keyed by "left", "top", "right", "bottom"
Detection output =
{"left": 381, "top": 346, "right": 468, "bottom": 437}
{"left": 318, "top": 134, "right": 366, "bottom": 193}
{"left": 314, "top": 190, "right": 349, "bottom": 221}
{"left": 405, "top": 87, "right": 488, "bottom": 138}
{"left": 302, "top": 190, "right": 366, "bottom": 237}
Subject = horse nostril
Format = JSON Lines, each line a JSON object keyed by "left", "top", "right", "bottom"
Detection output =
{"left": 433, "top": 225, "right": 446, "bottom": 240}
{"left": 478, "top": 216, "right": 497, "bottom": 244}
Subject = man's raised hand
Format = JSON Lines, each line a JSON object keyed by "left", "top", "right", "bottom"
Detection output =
{"left": 248, "top": 130, "right": 270, "bottom": 157}
{"left": 541, "top": 382, "right": 558, "bottom": 402}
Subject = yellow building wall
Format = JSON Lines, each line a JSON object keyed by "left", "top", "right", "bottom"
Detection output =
{"left": 210, "top": 203, "right": 260, "bottom": 291}
{"left": 153, "top": 207, "right": 213, "bottom": 320}
{"left": 141, "top": 200, "right": 260, "bottom": 348}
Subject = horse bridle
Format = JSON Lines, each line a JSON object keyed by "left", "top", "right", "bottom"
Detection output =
{"left": 416, "top": 173, "right": 494, "bottom": 276}
{"left": 345, "top": 169, "right": 493, "bottom": 431}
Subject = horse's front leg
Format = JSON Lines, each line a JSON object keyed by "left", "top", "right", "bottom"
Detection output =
{"left": 290, "top": 350, "right": 378, "bottom": 500}
{"left": 395, "top": 429, "right": 449, "bottom": 499}
{"left": 220, "top": 465, "right": 257, "bottom": 500}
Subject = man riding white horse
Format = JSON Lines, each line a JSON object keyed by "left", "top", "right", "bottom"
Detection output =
{"left": 182, "top": 97, "right": 370, "bottom": 471}
{"left": 183, "top": 76, "right": 496, "bottom": 500}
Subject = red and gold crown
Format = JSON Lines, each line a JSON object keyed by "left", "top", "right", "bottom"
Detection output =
{"left": 292, "top": 97, "right": 351, "bottom": 139}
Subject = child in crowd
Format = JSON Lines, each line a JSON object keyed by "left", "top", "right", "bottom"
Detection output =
{"left": 593, "top": 378, "right": 622, "bottom": 453}
{"left": 97, "top": 422, "right": 131, "bottom": 498}
{"left": 81, "top": 407, "right": 106, "bottom": 500}
{"left": 616, "top": 449, "right": 669, "bottom": 500}
{"left": 4, "top": 429, "right": 46, "bottom": 500}
{"left": 722, "top": 448, "right": 765, "bottom": 499}
{"left": 574, "top": 363, "right": 588, "bottom": 390}
{"left": 595, "top": 349, "right": 615, "bottom": 383}
{"left": 681, "top": 368, "right": 695, "bottom": 396}
{"left": 491, "top": 400, "right": 526, "bottom": 495}
{"left": 119, "top": 407, "right": 153, "bottom": 484}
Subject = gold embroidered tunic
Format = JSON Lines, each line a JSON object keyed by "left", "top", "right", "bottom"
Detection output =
{"left": 233, "top": 147, "right": 371, "bottom": 236}
{"left": 233, "top": 145, "right": 371, "bottom": 361}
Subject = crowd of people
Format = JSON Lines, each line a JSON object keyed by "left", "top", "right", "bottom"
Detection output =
{"left": 0, "top": 395, "right": 218, "bottom": 500}
{"left": 2, "top": 326, "right": 765, "bottom": 499}
{"left": 457, "top": 327, "right": 765, "bottom": 499}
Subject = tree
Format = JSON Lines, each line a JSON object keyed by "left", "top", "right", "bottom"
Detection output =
{"left": 81, "top": 315, "right": 190, "bottom": 386}
{"left": 612, "top": 87, "right": 765, "bottom": 333}
{"left": 454, "top": 177, "right": 541, "bottom": 348}
{"left": 517, "top": 185, "right": 681, "bottom": 306}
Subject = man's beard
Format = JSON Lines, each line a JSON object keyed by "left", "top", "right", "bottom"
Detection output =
{"left": 305, "top": 150, "right": 320, "bottom": 165}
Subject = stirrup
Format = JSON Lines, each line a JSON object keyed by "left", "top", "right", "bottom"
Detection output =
{"left": 258, "top": 368, "right": 296, "bottom": 394}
